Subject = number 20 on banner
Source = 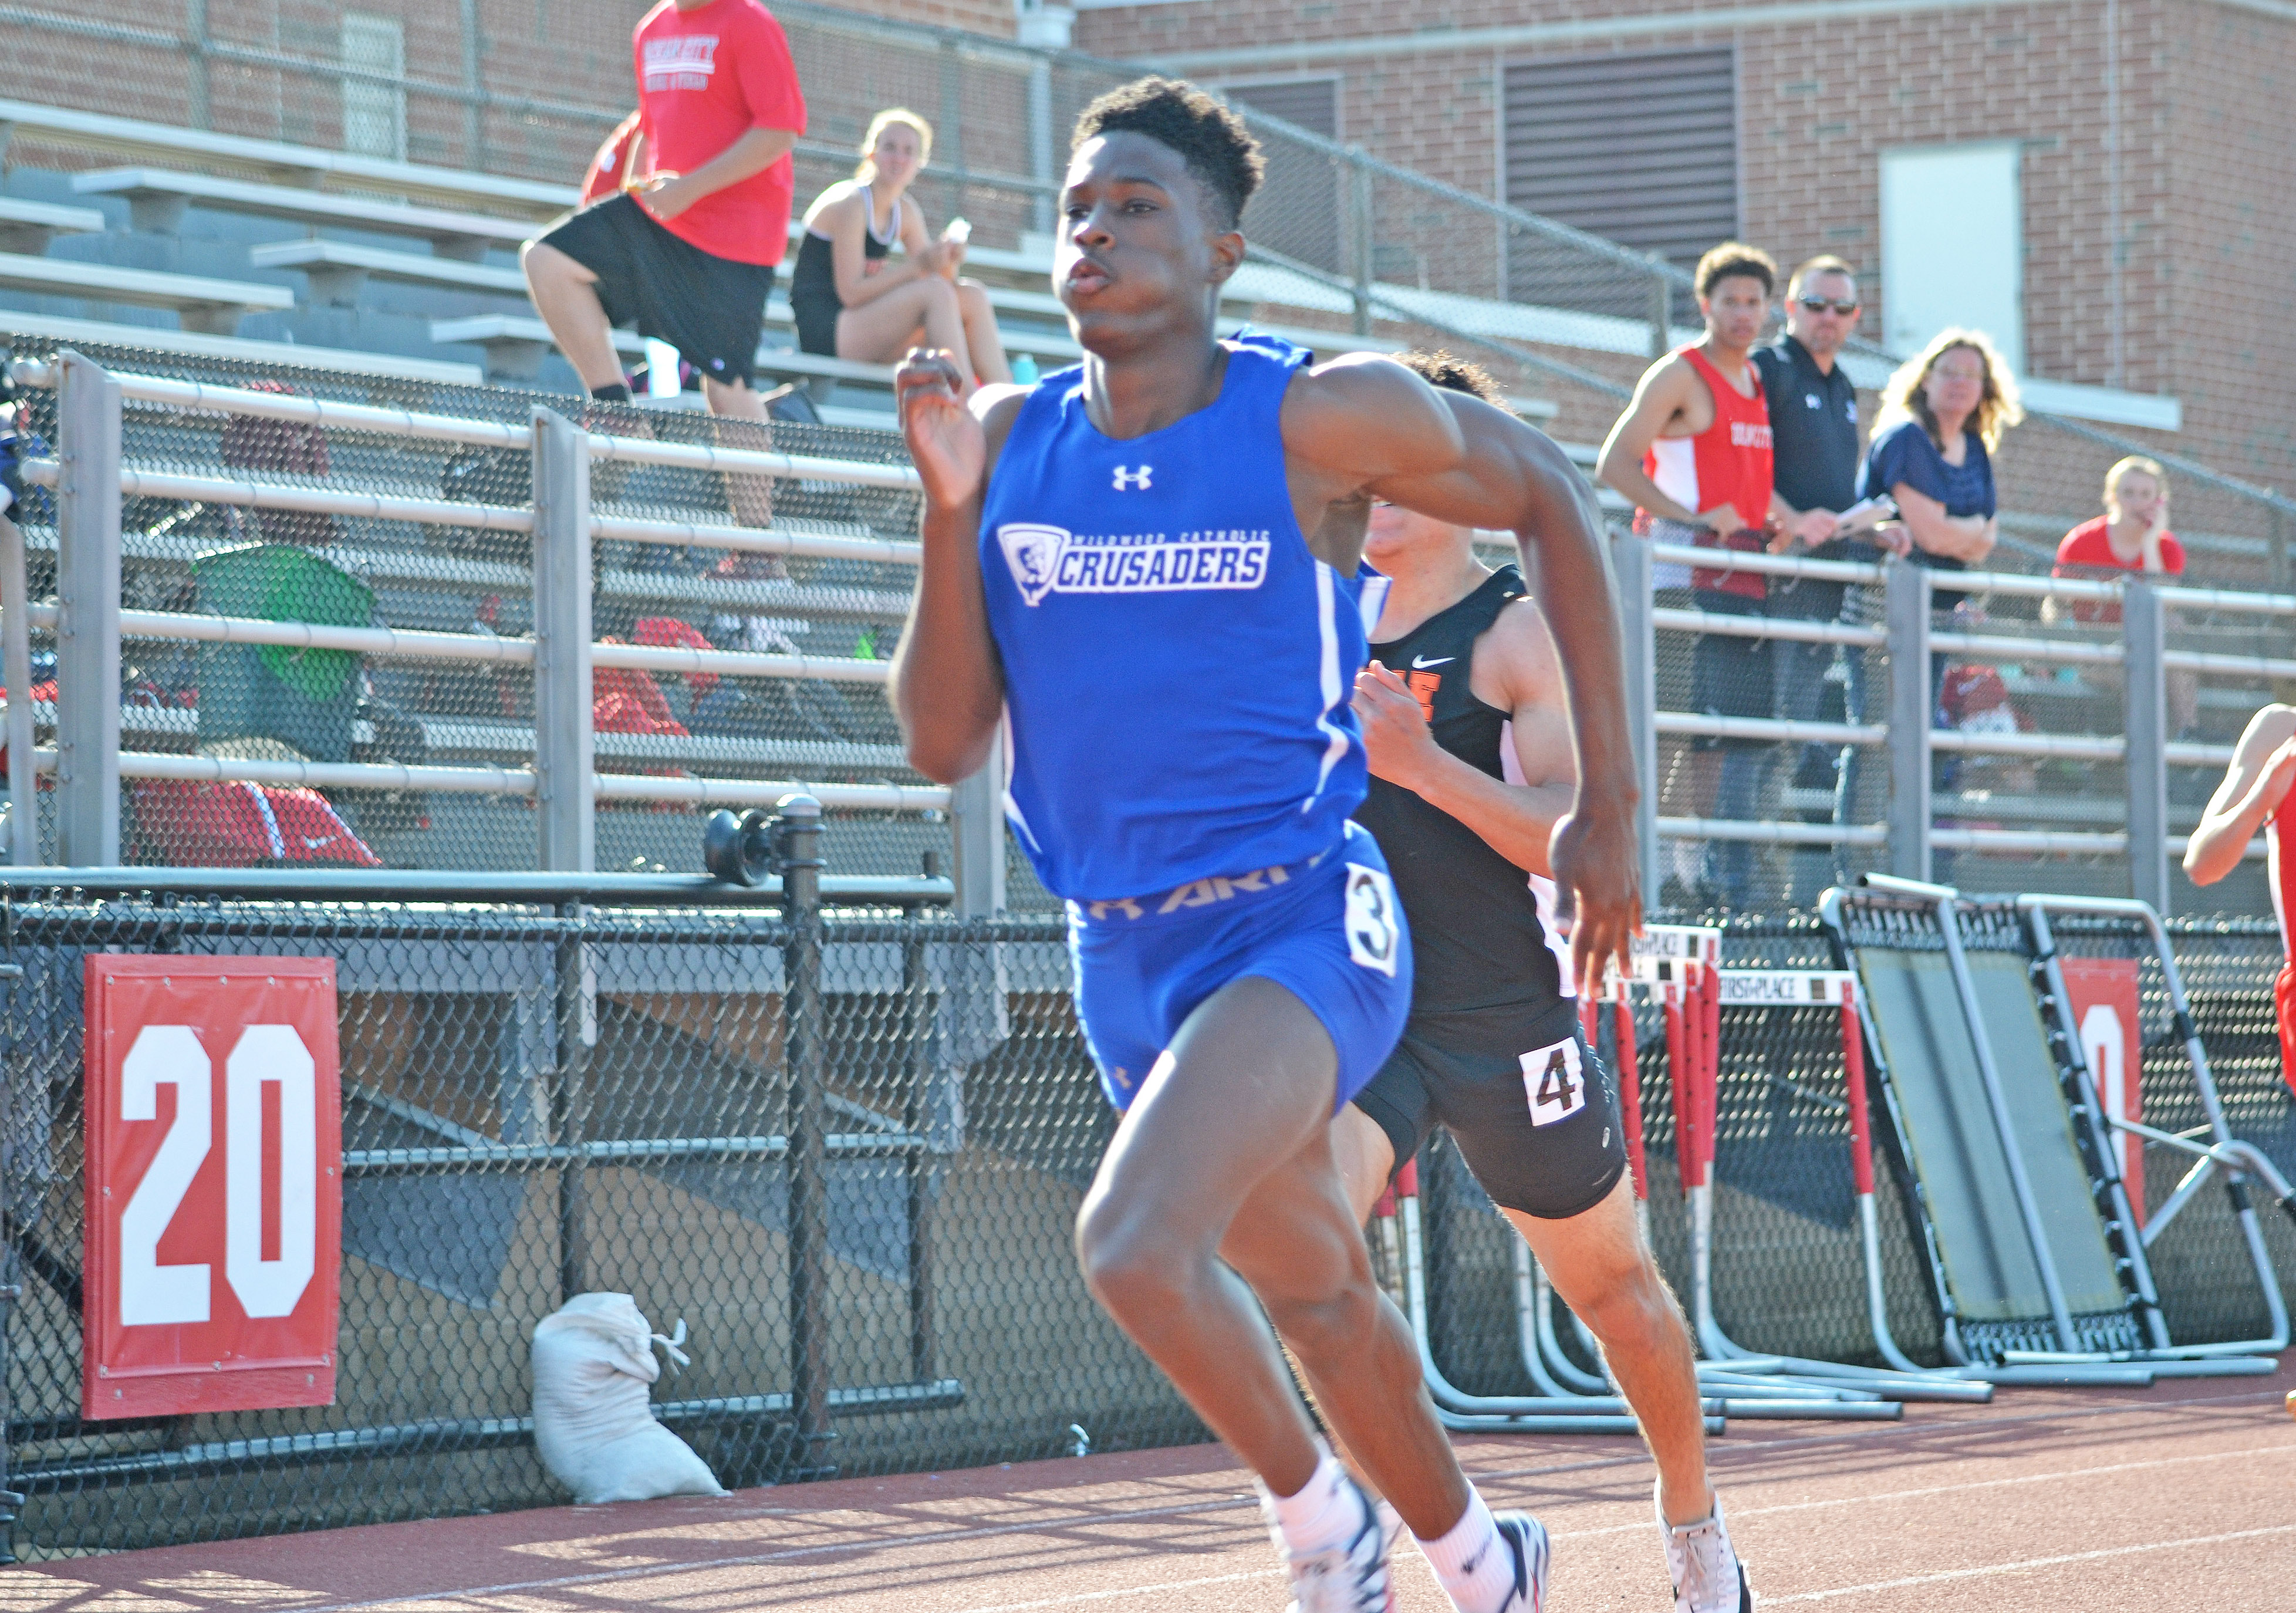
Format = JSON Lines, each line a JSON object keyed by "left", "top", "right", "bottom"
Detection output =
{"left": 84, "top": 958, "right": 343, "bottom": 1418}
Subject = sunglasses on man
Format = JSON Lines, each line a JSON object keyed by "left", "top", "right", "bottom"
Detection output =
{"left": 1797, "top": 296, "right": 1859, "bottom": 316}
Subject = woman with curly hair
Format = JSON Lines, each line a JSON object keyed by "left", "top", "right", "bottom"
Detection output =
{"left": 1857, "top": 327, "right": 2023, "bottom": 576}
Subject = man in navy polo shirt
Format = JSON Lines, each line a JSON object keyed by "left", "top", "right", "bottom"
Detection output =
{"left": 1753, "top": 257, "right": 1890, "bottom": 895}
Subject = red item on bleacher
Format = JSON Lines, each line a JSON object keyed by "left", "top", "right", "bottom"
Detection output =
{"left": 583, "top": 110, "right": 646, "bottom": 206}
{"left": 131, "top": 780, "right": 381, "bottom": 867}
{"left": 592, "top": 639, "right": 687, "bottom": 737}
{"left": 632, "top": 615, "right": 718, "bottom": 697}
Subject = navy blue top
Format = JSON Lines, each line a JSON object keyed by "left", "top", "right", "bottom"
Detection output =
{"left": 1856, "top": 417, "right": 1995, "bottom": 573}
{"left": 978, "top": 336, "right": 1380, "bottom": 901}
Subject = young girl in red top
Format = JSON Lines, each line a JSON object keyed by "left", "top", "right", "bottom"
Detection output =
{"left": 2054, "top": 455, "right": 2186, "bottom": 599}
{"left": 2184, "top": 702, "right": 2296, "bottom": 1096}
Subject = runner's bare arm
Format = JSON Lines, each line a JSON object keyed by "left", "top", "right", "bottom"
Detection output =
{"left": 1361, "top": 393, "right": 1640, "bottom": 991}
{"left": 890, "top": 350, "right": 1024, "bottom": 782}
{"left": 2183, "top": 703, "right": 2296, "bottom": 886}
{"left": 1282, "top": 355, "right": 1467, "bottom": 565}
{"left": 1352, "top": 657, "right": 1571, "bottom": 876}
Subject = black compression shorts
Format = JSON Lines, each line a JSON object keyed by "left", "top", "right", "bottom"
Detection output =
{"left": 1352, "top": 1010, "right": 1628, "bottom": 1220}
{"left": 536, "top": 195, "right": 776, "bottom": 387}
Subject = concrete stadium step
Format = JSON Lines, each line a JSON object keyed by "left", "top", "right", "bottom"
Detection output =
{"left": 0, "top": 95, "right": 575, "bottom": 219}
{"left": 0, "top": 252, "right": 292, "bottom": 335}
{"left": 0, "top": 197, "right": 106, "bottom": 255}
{"left": 251, "top": 240, "right": 528, "bottom": 306}
{"left": 72, "top": 169, "right": 532, "bottom": 258}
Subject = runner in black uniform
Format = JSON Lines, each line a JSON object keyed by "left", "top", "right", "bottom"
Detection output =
{"left": 1338, "top": 353, "right": 1753, "bottom": 1613}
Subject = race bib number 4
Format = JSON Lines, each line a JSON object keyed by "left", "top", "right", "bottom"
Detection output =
{"left": 1521, "top": 1037, "right": 1586, "bottom": 1127}
{"left": 1343, "top": 862, "right": 1402, "bottom": 977}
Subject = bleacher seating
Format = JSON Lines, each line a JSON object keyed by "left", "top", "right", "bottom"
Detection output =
{"left": 251, "top": 241, "right": 528, "bottom": 306}
{"left": 71, "top": 170, "right": 534, "bottom": 259}
{"left": 0, "top": 198, "right": 106, "bottom": 255}
{"left": 0, "top": 96, "right": 573, "bottom": 218}
{"left": 0, "top": 253, "right": 291, "bottom": 335}
{"left": 8, "top": 106, "right": 1562, "bottom": 422}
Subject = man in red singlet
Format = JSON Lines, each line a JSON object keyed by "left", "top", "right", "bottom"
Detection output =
{"left": 1598, "top": 242, "right": 1780, "bottom": 907}
{"left": 2184, "top": 701, "right": 2296, "bottom": 1093}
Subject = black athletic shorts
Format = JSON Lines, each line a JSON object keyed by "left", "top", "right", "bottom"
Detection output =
{"left": 536, "top": 195, "right": 776, "bottom": 387}
{"left": 1353, "top": 1007, "right": 1628, "bottom": 1220}
{"left": 1690, "top": 588, "right": 1772, "bottom": 752}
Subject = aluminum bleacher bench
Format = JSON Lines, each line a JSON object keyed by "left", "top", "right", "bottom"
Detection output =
{"left": 0, "top": 96, "right": 575, "bottom": 219}
{"left": 0, "top": 252, "right": 291, "bottom": 335}
{"left": 251, "top": 240, "right": 526, "bottom": 306}
{"left": 71, "top": 170, "right": 532, "bottom": 259}
{"left": 0, "top": 198, "right": 107, "bottom": 256}
{"left": 0, "top": 309, "right": 481, "bottom": 385}
{"left": 430, "top": 314, "right": 646, "bottom": 380}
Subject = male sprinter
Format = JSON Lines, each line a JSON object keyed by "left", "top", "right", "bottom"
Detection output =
{"left": 892, "top": 79, "right": 1640, "bottom": 1613}
{"left": 2182, "top": 703, "right": 2296, "bottom": 1095}
{"left": 1342, "top": 354, "right": 1751, "bottom": 1613}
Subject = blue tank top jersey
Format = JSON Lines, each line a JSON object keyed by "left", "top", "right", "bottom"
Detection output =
{"left": 979, "top": 337, "right": 1385, "bottom": 902}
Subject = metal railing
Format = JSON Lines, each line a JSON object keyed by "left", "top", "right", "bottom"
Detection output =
{"left": 1615, "top": 534, "right": 2294, "bottom": 916}
{"left": 1, "top": 350, "right": 1009, "bottom": 904}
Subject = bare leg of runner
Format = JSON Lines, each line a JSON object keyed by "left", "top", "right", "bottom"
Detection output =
{"left": 521, "top": 242, "right": 626, "bottom": 392}
{"left": 1507, "top": 1180, "right": 1710, "bottom": 1524}
{"left": 1329, "top": 1115, "right": 1709, "bottom": 1524}
{"left": 1076, "top": 976, "right": 1469, "bottom": 1531}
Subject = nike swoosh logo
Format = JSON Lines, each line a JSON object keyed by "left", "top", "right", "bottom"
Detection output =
{"left": 1411, "top": 655, "right": 1454, "bottom": 669}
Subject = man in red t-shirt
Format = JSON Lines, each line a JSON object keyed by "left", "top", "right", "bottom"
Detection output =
{"left": 523, "top": 0, "right": 807, "bottom": 421}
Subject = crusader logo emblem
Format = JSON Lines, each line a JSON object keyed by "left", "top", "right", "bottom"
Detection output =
{"left": 997, "top": 522, "right": 1071, "bottom": 606}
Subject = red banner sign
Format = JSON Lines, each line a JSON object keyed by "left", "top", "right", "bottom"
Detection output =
{"left": 83, "top": 958, "right": 343, "bottom": 1418}
{"left": 2059, "top": 956, "right": 2145, "bottom": 1221}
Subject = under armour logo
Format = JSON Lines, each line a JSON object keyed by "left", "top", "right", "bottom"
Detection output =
{"left": 1112, "top": 464, "right": 1153, "bottom": 491}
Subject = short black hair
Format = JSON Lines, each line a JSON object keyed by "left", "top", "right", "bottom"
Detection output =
{"left": 1395, "top": 349, "right": 1505, "bottom": 406}
{"left": 1072, "top": 76, "right": 1265, "bottom": 231}
{"left": 1694, "top": 240, "right": 1778, "bottom": 299}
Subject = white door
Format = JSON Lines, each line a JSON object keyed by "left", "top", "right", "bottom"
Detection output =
{"left": 342, "top": 14, "right": 408, "bottom": 161}
{"left": 1879, "top": 142, "right": 2022, "bottom": 371}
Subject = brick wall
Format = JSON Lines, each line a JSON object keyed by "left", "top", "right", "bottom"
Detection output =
{"left": 1078, "top": 0, "right": 2296, "bottom": 499}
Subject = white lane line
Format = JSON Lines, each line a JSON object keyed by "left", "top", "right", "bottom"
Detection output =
{"left": 1760, "top": 1523, "right": 2296, "bottom": 1605}
{"left": 954, "top": 1566, "right": 1283, "bottom": 1612}
{"left": 1559, "top": 1438, "right": 2296, "bottom": 1540}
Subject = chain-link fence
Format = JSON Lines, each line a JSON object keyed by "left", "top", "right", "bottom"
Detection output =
{"left": 1612, "top": 536, "right": 2296, "bottom": 922}
{"left": 8, "top": 884, "right": 2287, "bottom": 1558}
{"left": 0, "top": 863, "right": 1201, "bottom": 1557}
{"left": 0, "top": 339, "right": 979, "bottom": 890}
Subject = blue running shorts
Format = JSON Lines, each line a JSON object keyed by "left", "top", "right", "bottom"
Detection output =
{"left": 1066, "top": 824, "right": 1413, "bottom": 1113}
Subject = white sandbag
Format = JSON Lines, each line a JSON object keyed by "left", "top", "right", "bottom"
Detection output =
{"left": 531, "top": 1291, "right": 726, "bottom": 1504}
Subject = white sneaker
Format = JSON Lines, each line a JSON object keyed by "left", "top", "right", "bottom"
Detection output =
{"left": 1659, "top": 1490, "right": 1753, "bottom": 1613}
{"left": 1488, "top": 1511, "right": 1552, "bottom": 1612}
{"left": 1269, "top": 1474, "right": 1394, "bottom": 1613}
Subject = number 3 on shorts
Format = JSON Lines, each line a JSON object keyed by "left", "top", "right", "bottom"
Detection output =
{"left": 1521, "top": 1037, "right": 1586, "bottom": 1127}
{"left": 1342, "top": 863, "right": 1401, "bottom": 977}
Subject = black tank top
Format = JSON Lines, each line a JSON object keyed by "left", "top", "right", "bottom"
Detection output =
{"left": 791, "top": 185, "right": 897, "bottom": 323}
{"left": 1353, "top": 564, "right": 1576, "bottom": 1038}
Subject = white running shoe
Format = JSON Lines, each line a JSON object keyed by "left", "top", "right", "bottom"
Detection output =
{"left": 1269, "top": 1474, "right": 1395, "bottom": 1613}
{"left": 1488, "top": 1511, "right": 1552, "bottom": 1612}
{"left": 1659, "top": 1490, "right": 1753, "bottom": 1613}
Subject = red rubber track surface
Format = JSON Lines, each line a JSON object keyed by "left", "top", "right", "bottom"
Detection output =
{"left": 4, "top": 1365, "right": 2290, "bottom": 1612}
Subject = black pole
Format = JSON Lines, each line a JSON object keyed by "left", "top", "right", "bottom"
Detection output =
{"left": 778, "top": 794, "right": 834, "bottom": 1477}
{"left": 0, "top": 960, "right": 23, "bottom": 1563}
{"left": 901, "top": 915, "right": 937, "bottom": 1382}
{"left": 555, "top": 903, "right": 589, "bottom": 1302}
